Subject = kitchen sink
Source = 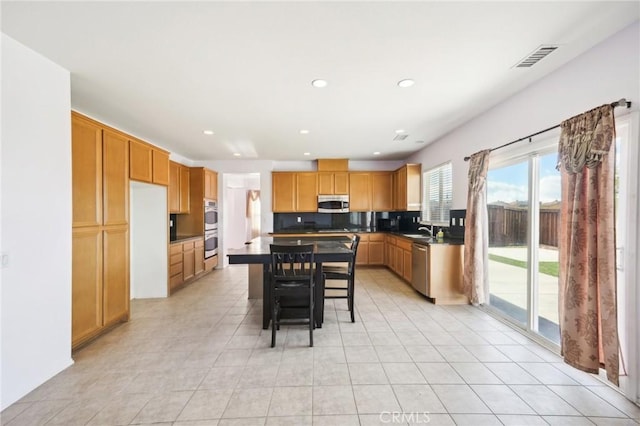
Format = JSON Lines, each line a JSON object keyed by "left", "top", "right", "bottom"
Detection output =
{"left": 402, "top": 234, "right": 433, "bottom": 240}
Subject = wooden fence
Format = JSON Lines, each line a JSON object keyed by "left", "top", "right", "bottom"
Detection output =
{"left": 488, "top": 205, "right": 559, "bottom": 248}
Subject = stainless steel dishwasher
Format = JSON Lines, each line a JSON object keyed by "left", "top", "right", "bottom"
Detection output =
{"left": 411, "top": 243, "right": 430, "bottom": 296}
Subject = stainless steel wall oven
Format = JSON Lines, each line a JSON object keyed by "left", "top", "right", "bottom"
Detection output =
{"left": 204, "top": 200, "right": 218, "bottom": 258}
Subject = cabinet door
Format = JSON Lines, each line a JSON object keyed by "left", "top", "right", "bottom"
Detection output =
{"left": 183, "top": 244, "right": 195, "bottom": 281}
{"left": 272, "top": 172, "right": 296, "bottom": 212}
{"left": 72, "top": 116, "right": 102, "bottom": 228}
{"left": 369, "top": 241, "right": 385, "bottom": 265}
{"left": 356, "top": 240, "right": 369, "bottom": 265}
{"left": 318, "top": 172, "right": 334, "bottom": 194}
{"left": 194, "top": 244, "right": 204, "bottom": 275}
{"left": 152, "top": 150, "right": 170, "bottom": 186}
{"left": 395, "top": 167, "right": 408, "bottom": 211}
{"left": 103, "top": 130, "right": 129, "bottom": 226}
{"left": 72, "top": 227, "right": 103, "bottom": 346}
{"left": 402, "top": 248, "right": 412, "bottom": 282}
{"left": 103, "top": 226, "right": 129, "bottom": 327}
{"left": 371, "top": 172, "right": 393, "bottom": 212}
{"left": 395, "top": 246, "right": 404, "bottom": 276}
{"left": 129, "top": 140, "right": 153, "bottom": 183}
{"left": 406, "top": 164, "right": 422, "bottom": 211}
{"left": 296, "top": 172, "right": 318, "bottom": 212}
{"left": 180, "top": 166, "right": 190, "bottom": 213}
{"left": 334, "top": 172, "right": 349, "bottom": 195}
{"left": 204, "top": 169, "right": 218, "bottom": 200}
{"left": 169, "top": 161, "right": 180, "bottom": 213}
{"left": 349, "top": 173, "right": 371, "bottom": 211}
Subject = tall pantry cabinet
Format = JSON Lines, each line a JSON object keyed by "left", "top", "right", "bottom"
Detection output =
{"left": 71, "top": 112, "right": 130, "bottom": 349}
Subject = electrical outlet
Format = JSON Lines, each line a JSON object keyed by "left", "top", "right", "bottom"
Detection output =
{"left": 1, "top": 253, "right": 9, "bottom": 269}
{"left": 297, "top": 217, "right": 302, "bottom": 223}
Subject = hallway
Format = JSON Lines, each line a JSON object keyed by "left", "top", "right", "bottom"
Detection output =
{"left": 2, "top": 266, "right": 638, "bottom": 425}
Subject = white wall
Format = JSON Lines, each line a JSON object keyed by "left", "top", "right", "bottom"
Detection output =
{"left": 1, "top": 34, "right": 73, "bottom": 409}
{"left": 408, "top": 21, "right": 640, "bottom": 209}
{"left": 130, "top": 182, "right": 168, "bottom": 299}
{"left": 408, "top": 21, "right": 640, "bottom": 402}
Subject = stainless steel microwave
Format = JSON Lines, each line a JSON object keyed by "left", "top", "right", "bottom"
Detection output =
{"left": 318, "top": 195, "right": 349, "bottom": 213}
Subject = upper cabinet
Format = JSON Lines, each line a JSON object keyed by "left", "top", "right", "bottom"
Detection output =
{"left": 129, "top": 139, "right": 169, "bottom": 186}
{"left": 204, "top": 168, "right": 218, "bottom": 201}
{"left": 318, "top": 172, "right": 349, "bottom": 195}
{"left": 272, "top": 172, "right": 317, "bottom": 213}
{"left": 394, "top": 164, "right": 421, "bottom": 211}
{"left": 72, "top": 116, "right": 102, "bottom": 228}
{"left": 296, "top": 172, "right": 318, "bottom": 212}
{"left": 371, "top": 172, "right": 393, "bottom": 212}
{"left": 348, "top": 172, "right": 371, "bottom": 212}
{"left": 169, "top": 161, "right": 190, "bottom": 214}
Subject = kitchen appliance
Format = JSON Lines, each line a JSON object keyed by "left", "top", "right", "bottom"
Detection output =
{"left": 204, "top": 200, "right": 218, "bottom": 258}
{"left": 377, "top": 218, "right": 398, "bottom": 232}
{"left": 317, "top": 195, "right": 349, "bottom": 213}
{"left": 411, "top": 243, "right": 430, "bottom": 296}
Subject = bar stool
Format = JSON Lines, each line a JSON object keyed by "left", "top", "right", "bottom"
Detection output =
{"left": 269, "top": 244, "right": 315, "bottom": 347}
{"left": 322, "top": 235, "right": 360, "bottom": 323}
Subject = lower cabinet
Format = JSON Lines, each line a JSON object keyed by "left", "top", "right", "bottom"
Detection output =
{"left": 169, "top": 237, "right": 207, "bottom": 294}
{"left": 72, "top": 225, "right": 129, "bottom": 349}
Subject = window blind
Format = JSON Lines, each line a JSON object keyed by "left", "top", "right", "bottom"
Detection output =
{"left": 422, "top": 162, "right": 452, "bottom": 224}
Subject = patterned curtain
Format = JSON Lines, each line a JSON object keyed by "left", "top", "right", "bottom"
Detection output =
{"left": 246, "top": 190, "right": 261, "bottom": 239}
{"left": 463, "top": 149, "right": 491, "bottom": 305}
{"left": 557, "top": 104, "right": 619, "bottom": 385}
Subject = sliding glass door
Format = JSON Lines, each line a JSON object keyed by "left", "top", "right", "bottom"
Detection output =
{"left": 486, "top": 149, "right": 560, "bottom": 344}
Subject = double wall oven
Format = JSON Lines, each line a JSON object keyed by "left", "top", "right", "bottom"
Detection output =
{"left": 204, "top": 200, "right": 218, "bottom": 259}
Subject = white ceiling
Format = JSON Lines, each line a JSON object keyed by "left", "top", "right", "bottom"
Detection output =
{"left": 2, "top": 1, "right": 638, "bottom": 161}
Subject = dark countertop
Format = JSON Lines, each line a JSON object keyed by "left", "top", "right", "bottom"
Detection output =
{"left": 271, "top": 229, "right": 463, "bottom": 245}
{"left": 227, "top": 236, "right": 354, "bottom": 264}
{"left": 170, "top": 235, "right": 203, "bottom": 244}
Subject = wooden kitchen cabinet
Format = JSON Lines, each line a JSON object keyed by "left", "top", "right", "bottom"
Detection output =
{"left": 102, "top": 226, "right": 129, "bottom": 327}
{"left": 355, "top": 234, "right": 369, "bottom": 265}
{"left": 427, "top": 244, "right": 467, "bottom": 304}
{"left": 152, "top": 150, "right": 170, "bottom": 185}
{"left": 349, "top": 172, "right": 371, "bottom": 211}
{"left": 204, "top": 168, "right": 218, "bottom": 200}
{"left": 296, "top": 172, "right": 318, "bottom": 212}
{"left": 129, "top": 139, "right": 169, "bottom": 186}
{"left": 72, "top": 117, "right": 102, "bottom": 228}
{"left": 394, "top": 164, "right": 421, "bottom": 211}
{"left": 318, "top": 172, "right": 349, "bottom": 195}
{"left": 72, "top": 227, "right": 103, "bottom": 346}
{"left": 169, "top": 238, "right": 205, "bottom": 293}
{"left": 272, "top": 172, "right": 296, "bottom": 212}
{"left": 71, "top": 112, "right": 130, "bottom": 349}
{"left": 169, "top": 161, "right": 191, "bottom": 213}
{"left": 368, "top": 233, "right": 385, "bottom": 265}
{"left": 371, "top": 172, "right": 393, "bottom": 212}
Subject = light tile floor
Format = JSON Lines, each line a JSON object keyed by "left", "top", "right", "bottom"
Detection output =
{"left": 2, "top": 266, "right": 639, "bottom": 425}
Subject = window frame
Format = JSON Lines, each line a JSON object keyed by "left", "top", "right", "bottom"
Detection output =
{"left": 421, "top": 161, "right": 453, "bottom": 226}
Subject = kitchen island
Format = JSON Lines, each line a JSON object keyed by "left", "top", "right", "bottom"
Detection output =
{"left": 227, "top": 235, "right": 354, "bottom": 329}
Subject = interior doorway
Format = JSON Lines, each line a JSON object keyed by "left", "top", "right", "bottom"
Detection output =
{"left": 221, "top": 173, "right": 261, "bottom": 267}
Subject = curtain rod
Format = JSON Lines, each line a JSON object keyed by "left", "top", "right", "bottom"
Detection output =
{"left": 463, "top": 98, "right": 632, "bottom": 161}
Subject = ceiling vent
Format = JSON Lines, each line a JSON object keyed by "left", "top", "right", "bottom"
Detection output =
{"left": 514, "top": 45, "right": 558, "bottom": 68}
{"left": 393, "top": 134, "right": 409, "bottom": 141}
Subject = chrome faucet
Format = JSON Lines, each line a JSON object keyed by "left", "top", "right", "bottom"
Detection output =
{"left": 418, "top": 224, "right": 434, "bottom": 237}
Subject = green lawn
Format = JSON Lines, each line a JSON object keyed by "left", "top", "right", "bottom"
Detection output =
{"left": 488, "top": 253, "right": 559, "bottom": 277}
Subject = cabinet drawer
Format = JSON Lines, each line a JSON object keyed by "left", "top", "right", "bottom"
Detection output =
{"left": 387, "top": 236, "right": 396, "bottom": 245}
{"left": 369, "top": 233, "right": 385, "bottom": 242}
{"left": 170, "top": 244, "right": 182, "bottom": 255}
{"left": 356, "top": 233, "right": 369, "bottom": 242}
{"left": 194, "top": 239, "right": 204, "bottom": 248}
{"left": 396, "top": 238, "right": 412, "bottom": 251}
{"left": 170, "top": 255, "right": 182, "bottom": 268}
{"left": 182, "top": 241, "right": 195, "bottom": 251}
{"left": 169, "top": 263, "right": 183, "bottom": 277}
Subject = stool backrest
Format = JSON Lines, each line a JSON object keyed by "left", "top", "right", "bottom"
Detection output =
{"left": 270, "top": 244, "right": 315, "bottom": 278}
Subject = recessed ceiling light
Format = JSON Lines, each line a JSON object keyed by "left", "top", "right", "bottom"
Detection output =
{"left": 311, "top": 79, "right": 328, "bottom": 88}
{"left": 233, "top": 153, "right": 241, "bottom": 157}
{"left": 303, "top": 152, "right": 310, "bottom": 156}
{"left": 395, "top": 129, "right": 406, "bottom": 134}
{"left": 299, "top": 129, "right": 310, "bottom": 134}
{"left": 397, "top": 79, "right": 415, "bottom": 88}
{"left": 203, "top": 130, "right": 214, "bottom": 135}
{"left": 373, "top": 151, "right": 381, "bottom": 155}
